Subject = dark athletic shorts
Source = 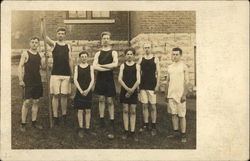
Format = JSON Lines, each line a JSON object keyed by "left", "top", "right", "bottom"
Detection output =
{"left": 94, "top": 71, "right": 116, "bottom": 97}
{"left": 24, "top": 85, "right": 43, "bottom": 99}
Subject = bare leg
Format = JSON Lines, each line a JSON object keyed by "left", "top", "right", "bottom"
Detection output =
{"left": 172, "top": 114, "right": 179, "bottom": 130}
{"left": 151, "top": 104, "right": 157, "bottom": 124}
{"left": 179, "top": 116, "right": 186, "bottom": 133}
{"left": 21, "top": 99, "right": 31, "bottom": 123}
{"left": 123, "top": 104, "right": 129, "bottom": 131}
{"left": 107, "top": 97, "right": 114, "bottom": 120}
{"left": 61, "top": 94, "right": 68, "bottom": 115}
{"left": 77, "top": 110, "right": 84, "bottom": 128}
{"left": 130, "top": 104, "right": 136, "bottom": 132}
{"left": 99, "top": 96, "right": 105, "bottom": 118}
{"left": 52, "top": 94, "right": 59, "bottom": 117}
{"left": 85, "top": 109, "right": 91, "bottom": 129}
{"left": 142, "top": 103, "right": 149, "bottom": 124}
{"left": 31, "top": 99, "right": 39, "bottom": 121}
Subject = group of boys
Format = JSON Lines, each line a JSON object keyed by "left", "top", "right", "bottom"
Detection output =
{"left": 18, "top": 27, "right": 189, "bottom": 143}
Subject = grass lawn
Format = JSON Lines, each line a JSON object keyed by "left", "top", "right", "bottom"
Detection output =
{"left": 11, "top": 74, "right": 196, "bottom": 149}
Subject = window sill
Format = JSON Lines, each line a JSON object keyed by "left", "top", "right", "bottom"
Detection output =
{"left": 64, "top": 19, "right": 115, "bottom": 24}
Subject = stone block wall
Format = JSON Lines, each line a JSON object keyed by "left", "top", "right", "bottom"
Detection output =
{"left": 130, "top": 33, "right": 196, "bottom": 92}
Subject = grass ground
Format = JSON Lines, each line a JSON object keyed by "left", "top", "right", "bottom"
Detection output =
{"left": 11, "top": 62, "right": 196, "bottom": 149}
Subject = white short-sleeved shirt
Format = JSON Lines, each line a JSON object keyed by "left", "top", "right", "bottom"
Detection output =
{"left": 167, "top": 61, "right": 187, "bottom": 103}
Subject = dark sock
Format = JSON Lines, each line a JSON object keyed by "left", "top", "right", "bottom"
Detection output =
{"left": 130, "top": 131, "right": 135, "bottom": 136}
{"left": 32, "top": 120, "right": 37, "bottom": 127}
{"left": 152, "top": 123, "right": 156, "bottom": 129}
{"left": 53, "top": 117, "right": 59, "bottom": 125}
{"left": 100, "top": 117, "right": 105, "bottom": 127}
{"left": 21, "top": 123, "right": 26, "bottom": 127}
{"left": 62, "top": 115, "right": 67, "bottom": 121}
{"left": 181, "top": 132, "right": 186, "bottom": 138}
{"left": 174, "top": 129, "right": 179, "bottom": 133}
{"left": 110, "top": 119, "right": 114, "bottom": 128}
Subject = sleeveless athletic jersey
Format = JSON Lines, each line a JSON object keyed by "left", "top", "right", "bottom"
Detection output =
{"left": 23, "top": 51, "right": 42, "bottom": 87}
{"left": 122, "top": 63, "right": 137, "bottom": 88}
{"left": 74, "top": 65, "right": 92, "bottom": 109}
{"left": 51, "top": 43, "right": 70, "bottom": 76}
{"left": 94, "top": 50, "right": 116, "bottom": 97}
{"left": 77, "top": 65, "right": 91, "bottom": 90}
{"left": 167, "top": 62, "right": 186, "bottom": 103}
{"left": 140, "top": 57, "right": 157, "bottom": 90}
{"left": 120, "top": 62, "right": 138, "bottom": 104}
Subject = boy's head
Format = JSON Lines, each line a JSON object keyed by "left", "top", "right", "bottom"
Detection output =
{"left": 100, "top": 31, "right": 111, "bottom": 46}
{"left": 29, "top": 36, "right": 40, "bottom": 50}
{"left": 79, "top": 50, "right": 89, "bottom": 63}
{"left": 124, "top": 48, "right": 136, "bottom": 61}
{"left": 56, "top": 27, "right": 66, "bottom": 41}
{"left": 143, "top": 42, "right": 152, "bottom": 55}
{"left": 172, "top": 47, "right": 182, "bottom": 62}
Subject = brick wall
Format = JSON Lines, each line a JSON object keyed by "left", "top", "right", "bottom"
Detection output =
{"left": 31, "top": 11, "right": 128, "bottom": 41}
{"left": 130, "top": 11, "right": 196, "bottom": 38}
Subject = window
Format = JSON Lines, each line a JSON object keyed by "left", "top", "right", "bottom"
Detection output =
{"left": 68, "top": 11, "right": 87, "bottom": 19}
{"left": 92, "top": 11, "right": 110, "bottom": 18}
{"left": 65, "top": 11, "right": 114, "bottom": 24}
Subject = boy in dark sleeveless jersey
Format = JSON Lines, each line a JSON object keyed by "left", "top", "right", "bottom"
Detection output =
{"left": 138, "top": 42, "right": 160, "bottom": 136}
{"left": 18, "top": 36, "right": 46, "bottom": 132}
{"left": 73, "top": 51, "right": 94, "bottom": 138}
{"left": 118, "top": 48, "right": 140, "bottom": 141}
{"left": 42, "top": 27, "right": 73, "bottom": 126}
{"left": 93, "top": 32, "right": 118, "bottom": 139}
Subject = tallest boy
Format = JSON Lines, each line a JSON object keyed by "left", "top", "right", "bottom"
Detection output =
{"left": 42, "top": 27, "right": 73, "bottom": 126}
{"left": 93, "top": 32, "right": 118, "bottom": 138}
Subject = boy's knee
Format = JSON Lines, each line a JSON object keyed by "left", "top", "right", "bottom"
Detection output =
{"left": 52, "top": 94, "right": 59, "bottom": 99}
{"left": 99, "top": 96, "right": 105, "bottom": 103}
{"left": 123, "top": 108, "right": 129, "bottom": 114}
{"left": 107, "top": 98, "right": 113, "bottom": 106}
{"left": 24, "top": 99, "right": 32, "bottom": 104}
{"left": 130, "top": 110, "right": 136, "bottom": 115}
{"left": 32, "top": 99, "right": 39, "bottom": 104}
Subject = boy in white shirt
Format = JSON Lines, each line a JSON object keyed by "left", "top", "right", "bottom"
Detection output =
{"left": 166, "top": 47, "right": 189, "bottom": 143}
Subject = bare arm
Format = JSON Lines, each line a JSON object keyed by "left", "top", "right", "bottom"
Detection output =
{"left": 92, "top": 51, "right": 110, "bottom": 71}
{"left": 73, "top": 66, "right": 83, "bottom": 93}
{"left": 40, "top": 52, "right": 46, "bottom": 70}
{"left": 155, "top": 57, "right": 161, "bottom": 91}
{"left": 18, "top": 52, "right": 28, "bottom": 86}
{"left": 131, "top": 64, "right": 141, "bottom": 92}
{"left": 118, "top": 64, "right": 130, "bottom": 91}
{"left": 182, "top": 64, "right": 190, "bottom": 97}
{"left": 99, "top": 51, "right": 118, "bottom": 69}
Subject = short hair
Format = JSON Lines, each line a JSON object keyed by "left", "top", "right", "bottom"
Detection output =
{"left": 172, "top": 47, "right": 182, "bottom": 55}
{"left": 56, "top": 27, "right": 66, "bottom": 33}
{"left": 124, "top": 48, "right": 136, "bottom": 55}
{"left": 79, "top": 50, "right": 89, "bottom": 57}
{"left": 100, "top": 31, "right": 111, "bottom": 39}
{"left": 30, "top": 36, "right": 40, "bottom": 42}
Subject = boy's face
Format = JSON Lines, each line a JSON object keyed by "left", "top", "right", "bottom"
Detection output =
{"left": 101, "top": 34, "right": 111, "bottom": 46}
{"left": 56, "top": 31, "right": 66, "bottom": 41}
{"left": 172, "top": 50, "right": 182, "bottom": 62}
{"left": 80, "top": 54, "right": 88, "bottom": 63}
{"left": 125, "top": 50, "right": 134, "bottom": 61}
{"left": 143, "top": 44, "right": 151, "bottom": 55}
{"left": 29, "top": 39, "right": 39, "bottom": 50}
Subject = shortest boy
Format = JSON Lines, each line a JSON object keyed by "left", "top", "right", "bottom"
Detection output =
{"left": 166, "top": 47, "right": 189, "bottom": 143}
{"left": 118, "top": 48, "right": 141, "bottom": 141}
{"left": 73, "top": 51, "right": 94, "bottom": 138}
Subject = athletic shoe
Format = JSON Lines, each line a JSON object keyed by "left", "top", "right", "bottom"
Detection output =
{"left": 151, "top": 129, "right": 157, "bottom": 136}
{"left": 78, "top": 128, "right": 84, "bottom": 138}
{"left": 32, "top": 122, "right": 43, "bottom": 129}
{"left": 181, "top": 137, "right": 187, "bottom": 143}
{"left": 122, "top": 131, "right": 129, "bottom": 140}
{"left": 167, "top": 131, "right": 180, "bottom": 138}
{"left": 139, "top": 126, "right": 148, "bottom": 133}
{"left": 20, "top": 124, "right": 26, "bottom": 132}
{"left": 107, "top": 133, "right": 115, "bottom": 139}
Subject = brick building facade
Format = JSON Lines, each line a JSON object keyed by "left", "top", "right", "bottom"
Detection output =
{"left": 11, "top": 11, "right": 196, "bottom": 89}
